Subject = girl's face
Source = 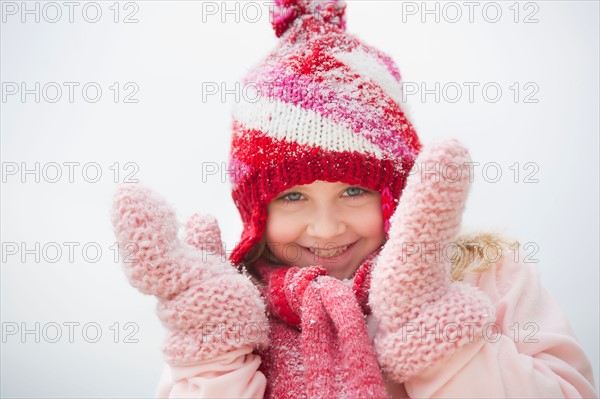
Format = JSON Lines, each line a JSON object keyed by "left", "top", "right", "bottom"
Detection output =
{"left": 264, "top": 180, "right": 386, "bottom": 280}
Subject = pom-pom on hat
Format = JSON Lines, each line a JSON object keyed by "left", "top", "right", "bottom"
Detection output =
{"left": 228, "top": 0, "right": 422, "bottom": 266}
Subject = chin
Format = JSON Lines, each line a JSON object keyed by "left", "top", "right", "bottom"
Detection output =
{"left": 328, "top": 271, "right": 355, "bottom": 281}
{"left": 322, "top": 262, "right": 360, "bottom": 280}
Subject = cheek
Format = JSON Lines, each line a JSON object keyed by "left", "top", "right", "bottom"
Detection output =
{"left": 264, "top": 211, "right": 305, "bottom": 266}
{"left": 352, "top": 203, "right": 385, "bottom": 238}
{"left": 264, "top": 211, "right": 302, "bottom": 245}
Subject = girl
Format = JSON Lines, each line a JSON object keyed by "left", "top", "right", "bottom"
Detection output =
{"left": 111, "top": 1, "right": 598, "bottom": 397}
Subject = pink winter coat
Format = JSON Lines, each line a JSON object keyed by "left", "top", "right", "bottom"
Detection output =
{"left": 154, "top": 253, "right": 598, "bottom": 398}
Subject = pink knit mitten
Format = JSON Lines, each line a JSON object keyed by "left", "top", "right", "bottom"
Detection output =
{"left": 369, "top": 139, "right": 495, "bottom": 382}
{"left": 112, "top": 184, "right": 269, "bottom": 366}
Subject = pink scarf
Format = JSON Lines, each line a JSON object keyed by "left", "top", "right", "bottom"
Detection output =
{"left": 255, "top": 251, "right": 388, "bottom": 398}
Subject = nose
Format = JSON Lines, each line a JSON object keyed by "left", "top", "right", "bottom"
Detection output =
{"left": 305, "top": 205, "right": 346, "bottom": 242}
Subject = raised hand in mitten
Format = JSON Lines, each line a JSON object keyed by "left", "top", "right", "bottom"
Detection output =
{"left": 369, "top": 139, "right": 495, "bottom": 382}
{"left": 112, "top": 184, "right": 268, "bottom": 366}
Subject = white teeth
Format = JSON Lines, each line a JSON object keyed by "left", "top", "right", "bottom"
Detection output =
{"left": 308, "top": 245, "right": 349, "bottom": 258}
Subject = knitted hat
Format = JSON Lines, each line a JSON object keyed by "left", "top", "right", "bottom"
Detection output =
{"left": 228, "top": 0, "right": 422, "bottom": 266}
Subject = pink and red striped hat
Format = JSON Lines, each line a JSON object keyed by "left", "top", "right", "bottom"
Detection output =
{"left": 228, "top": 0, "right": 422, "bottom": 266}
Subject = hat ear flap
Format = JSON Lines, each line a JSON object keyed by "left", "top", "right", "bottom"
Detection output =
{"left": 229, "top": 206, "right": 266, "bottom": 266}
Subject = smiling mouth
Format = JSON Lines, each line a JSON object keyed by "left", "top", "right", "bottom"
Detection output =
{"left": 307, "top": 242, "right": 355, "bottom": 258}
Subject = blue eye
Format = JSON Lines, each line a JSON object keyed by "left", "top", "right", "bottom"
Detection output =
{"left": 280, "top": 192, "right": 303, "bottom": 202}
{"left": 345, "top": 187, "right": 364, "bottom": 197}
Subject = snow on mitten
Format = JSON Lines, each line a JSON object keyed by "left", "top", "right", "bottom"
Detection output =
{"left": 112, "top": 184, "right": 269, "bottom": 366}
{"left": 369, "top": 139, "right": 495, "bottom": 382}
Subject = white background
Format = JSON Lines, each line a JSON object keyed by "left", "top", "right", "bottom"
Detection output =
{"left": 1, "top": 0, "right": 598, "bottom": 397}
